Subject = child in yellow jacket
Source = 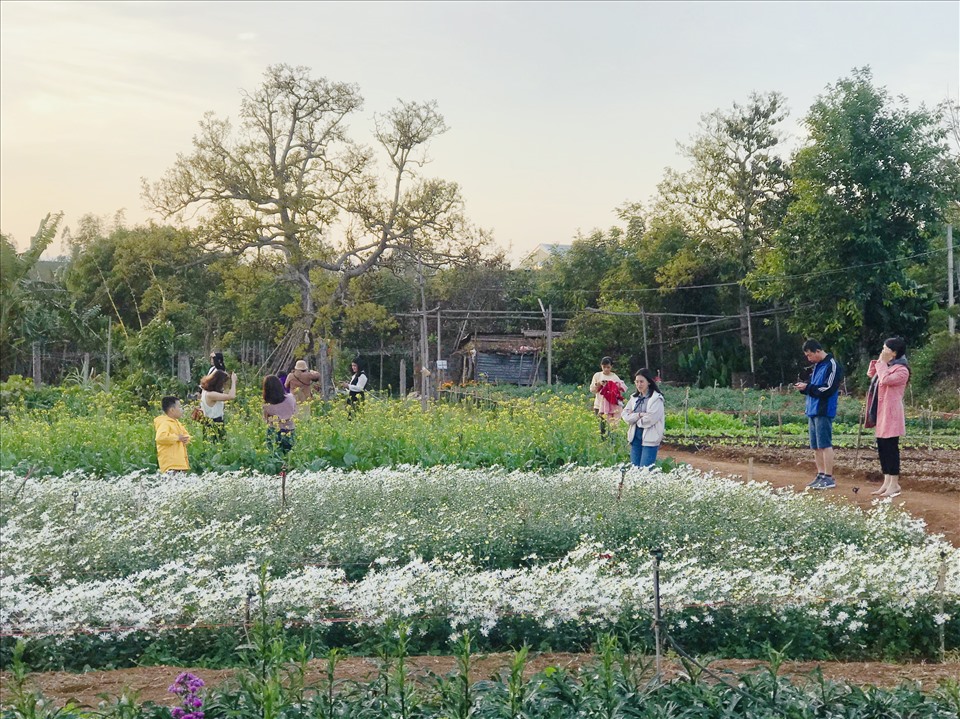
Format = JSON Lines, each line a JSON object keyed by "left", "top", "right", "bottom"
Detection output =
{"left": 154, "top": 396, "right": 191, "bottom": 473}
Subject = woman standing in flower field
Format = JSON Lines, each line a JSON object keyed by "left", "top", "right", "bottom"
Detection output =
{"left": 263, "top": 374, "right": 297, "bottom": 458}
{"left": 343, "top": 359, "right": 368, "bottom": 414}
{"left": 621, "top": 368, "right": 665, "bottom": 467}
{"left": 866, "top": 337, "right": 910, "bottom": 498}
{"left": 199, "top": 369, "right": 237, "bottom": 442}
{"left": 590, "top": 356, "right": 627, "bottom": 437}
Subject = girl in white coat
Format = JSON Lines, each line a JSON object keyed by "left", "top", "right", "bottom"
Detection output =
{"left": 621, "top": 368, "right": 665, "bottom": 467}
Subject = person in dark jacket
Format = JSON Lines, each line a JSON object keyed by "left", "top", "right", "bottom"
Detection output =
{"left": 793, "top": 339, "right": 844, "bottom": 490}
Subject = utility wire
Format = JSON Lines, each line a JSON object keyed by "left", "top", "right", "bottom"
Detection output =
{"left": 560, "top": 246, "right": 949, "bottom": 294}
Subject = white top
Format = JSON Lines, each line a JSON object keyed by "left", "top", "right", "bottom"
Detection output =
{"left": 620, "top": 390, "right": 665, "bottom": 446}
{"left": 347, "top": 372, "right": 368, "bottom": 392}
{"left": 201, "top": 390, "right": 225, "bottom": 419}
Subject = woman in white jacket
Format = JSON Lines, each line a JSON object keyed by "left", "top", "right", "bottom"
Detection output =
{"left": 621, "top": 368, "right": 665, "bottom": 468}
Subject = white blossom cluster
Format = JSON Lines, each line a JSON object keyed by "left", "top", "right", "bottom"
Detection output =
{"left": 1, "top": 466, "right": 956, "bottom": 640}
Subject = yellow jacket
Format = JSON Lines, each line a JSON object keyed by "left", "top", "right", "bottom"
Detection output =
{"left": 154, "top": 414, "right": 190, "bottom": 473}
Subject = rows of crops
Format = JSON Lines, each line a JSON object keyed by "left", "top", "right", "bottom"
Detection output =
{"left": 2, "top": 383, "right": 958, "bottom": 716}
{"left": 2, "top": 465, "right": 956, "bottom": 669}
{"left": 1, "top": 385, "right": 957, "bottom": 477}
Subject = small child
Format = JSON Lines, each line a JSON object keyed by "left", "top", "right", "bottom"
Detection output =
{"left": 154, "top": 396, "right": 191, "bottom": 474}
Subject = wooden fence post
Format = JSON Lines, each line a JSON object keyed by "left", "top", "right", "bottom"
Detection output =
{"left": 32, "top": 342, "right": 41, "bottom": 386}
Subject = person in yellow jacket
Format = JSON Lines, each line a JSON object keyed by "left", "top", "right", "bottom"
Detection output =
{"left": 154, "top": 396, "right": 191, "bottom": 474}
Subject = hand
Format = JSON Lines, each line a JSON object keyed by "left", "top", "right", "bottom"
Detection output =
{"left": 794, "top": 382, "right": 807, "bottom": 391}
{"left": 879, "top": 346, "right": 895, "bottom": 363}
{"left": 178, "top": 434, "right": 190, "bottom": 444}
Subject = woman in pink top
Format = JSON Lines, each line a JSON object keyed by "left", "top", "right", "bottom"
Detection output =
{"left": 263, "top": 375, "right": 297, "bottom": 458}
{"left": 865, "top": 337, "right": 909, "bottom": 498}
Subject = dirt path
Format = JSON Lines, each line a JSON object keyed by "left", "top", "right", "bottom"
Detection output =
{"left": 4, "top": 654, "right": 959, "bottom": 707}
{"left": 662, "top": 444, "right": 960, "bottom": 545}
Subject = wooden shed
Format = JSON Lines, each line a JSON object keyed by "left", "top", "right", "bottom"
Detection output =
{"left": 451, "top": 332, "right": 547, "bottom": 386}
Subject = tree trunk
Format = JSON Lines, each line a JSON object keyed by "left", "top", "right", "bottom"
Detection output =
{"left": 738, "top": 286, "right": 751, "bottom": 348}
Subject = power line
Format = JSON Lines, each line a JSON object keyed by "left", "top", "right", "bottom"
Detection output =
{"left": 560, "top": 247, "right": 949, "bottom": 294}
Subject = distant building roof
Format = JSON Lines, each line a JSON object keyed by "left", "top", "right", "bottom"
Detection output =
{"left": 517, "top": 243, "right": 572, "bottom": 270}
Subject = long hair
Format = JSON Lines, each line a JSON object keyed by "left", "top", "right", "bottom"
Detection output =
{"left": 262, "top": 375, "right": 286, "bottom": 405}
{"left": 210, "top": 351, "right": 226, "bottom": 372}
{"left": 634, "top": 368, "right": 660, "bottom": 396}
{"left": 200, "top": 369, "right": 228, "bottom": 393}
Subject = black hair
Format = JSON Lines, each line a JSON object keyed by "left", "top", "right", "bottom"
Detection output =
{"left": 351, "top": 358, "right": 365, "bottom": 373}
{"left": 801, "top": 339, "right": 823, "bottom": 353}
{"left": 210, "top": 351, "right": 226, "bottom": 372}
{"left": 161, "top": 396, "right": 180, "bottom": 413}
{"left": 884, "top": 337, "right": 907, "bottom": 358}
{"left": 600, "top": 356, "right": 613, "bottom": 366}
{"left": 634, "top": 368, "right": 660, "bottom": 396}
{"left": 262, "top": 375, "right": 286, "bottom": 405}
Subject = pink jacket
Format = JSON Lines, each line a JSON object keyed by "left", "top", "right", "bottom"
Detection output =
{"left": 867, "top": 360, "right": 909, "bottom": 439}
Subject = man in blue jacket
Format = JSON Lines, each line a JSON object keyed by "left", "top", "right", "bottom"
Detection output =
{"left": 793, "top": 339, "right": 844, "bottom": 490}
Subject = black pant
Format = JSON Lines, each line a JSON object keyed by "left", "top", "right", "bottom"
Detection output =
{"left": 203, "top": 416, "right": 225, "bottom": 442}
{"left": 876, "top": 436, "right": 900, "bottom": 475}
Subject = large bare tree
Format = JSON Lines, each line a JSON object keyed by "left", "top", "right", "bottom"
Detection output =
{"left": 144, "top": 65, "right": 487, "bottom": 337}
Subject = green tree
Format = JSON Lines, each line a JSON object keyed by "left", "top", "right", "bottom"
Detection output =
{"left": 533, "top": 228, "right": 628, "bottom": 311}
{"left": 0, "top": 214, "right": 97, "bottom": 376}
{"left": 65, "top": 221, "right": 222, "bottom": 348}
{"left": 756, "top": 68, "right": 959, "bottom": 359}
{"left": 658, "top": 92, "right": 791, "bottom": 348}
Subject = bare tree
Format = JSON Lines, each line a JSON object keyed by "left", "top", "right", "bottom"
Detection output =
{"left": 144, "top": 65, "right": 488, "bottom": 336}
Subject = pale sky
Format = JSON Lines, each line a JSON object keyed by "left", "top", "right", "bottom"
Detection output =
{"left": 1, "top": 1, "right": 957, "bottom": 263}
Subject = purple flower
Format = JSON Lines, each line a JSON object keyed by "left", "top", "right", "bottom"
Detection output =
{"left": 168, "top": 672, "right": 204, "bottom": 719}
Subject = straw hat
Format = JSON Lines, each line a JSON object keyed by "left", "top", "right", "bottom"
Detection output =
{"left": 294, "top": 360, "right": 309, "bottom": 371}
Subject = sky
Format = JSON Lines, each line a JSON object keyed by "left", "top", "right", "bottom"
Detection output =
{"left": 1, "top": 1, "right": 957, "bottom": 263}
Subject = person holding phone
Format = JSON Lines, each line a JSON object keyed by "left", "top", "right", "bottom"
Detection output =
{"left": 866, "top": 337, "right": 909, "bottom": 498}
{"left": 199, "top": 369, "right": 237, "bottom": 442}
{"left": 263, "top": 374, "right": 297, "bottom": 458}
{"left": 793, "top": 339, "right": 844, "bottom": 490}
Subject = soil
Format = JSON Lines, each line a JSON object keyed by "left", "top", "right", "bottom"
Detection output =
{"left": 3, "top": 654, "right": 959, "bottom": 707}
{"left": 3, "top": 447, "right": 957, "bottom": 706}
{"left": 662, "top": 444, "right": 960, "bottom": 546}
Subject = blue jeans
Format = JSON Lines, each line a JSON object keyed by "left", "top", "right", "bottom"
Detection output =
{"left": 630, "top": 433, "right": 659, "bottom": 467}
{"left": 808, "top": 416, "right": 833, "bottom": 449}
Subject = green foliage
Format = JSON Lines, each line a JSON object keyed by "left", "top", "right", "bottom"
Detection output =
{"left": 2, "top": 385, "right": 956, "bottom": 477}
{"left": 7, "top": 635, "right": 960, "bottom": 716}
{"left": 676, "top": 339, "right": 750, "bottom": 388}
{"left": 909, "top": 332, "right": 960, "bottom": 410}
{"left": 758, "top": 67, "right": 959, "bottom": 359}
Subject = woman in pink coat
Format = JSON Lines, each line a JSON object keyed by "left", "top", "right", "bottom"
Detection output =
{"left": 865, "top": 337, "right": 909, "bottom": 498}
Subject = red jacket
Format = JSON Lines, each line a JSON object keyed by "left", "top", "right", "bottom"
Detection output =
{"left": 599, "top": 380, "right": 624, "bottom": 406}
